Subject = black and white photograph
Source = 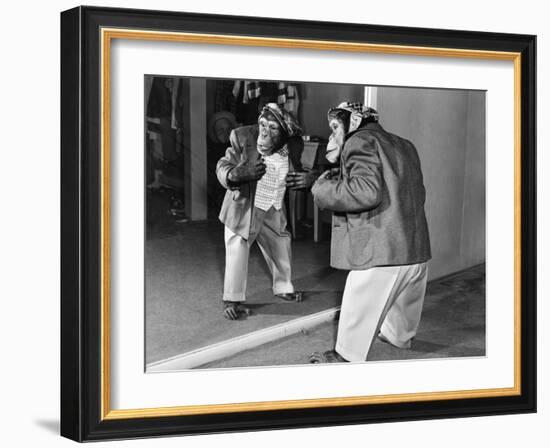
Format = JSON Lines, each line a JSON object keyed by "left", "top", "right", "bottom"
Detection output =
{"left": 144, "top": 76, "right": 486, "bottom": 372}
{"left": 1, "top": 0, "right": 545, "bottom": 444}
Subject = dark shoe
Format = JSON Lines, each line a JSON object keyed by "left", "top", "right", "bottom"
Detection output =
{"left": 309, "top": 350, "right": 348, "bottom": 363}
{"left": 275, "top": 292, "right": 303, "bottom": 302}
{"left": 223, "top": 301, "right": 251, "bottom": 320}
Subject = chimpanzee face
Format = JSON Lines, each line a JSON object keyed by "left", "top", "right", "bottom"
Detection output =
{"left": 326, "top": 117, "right": 346, "bottom": 163}
{"left": 257, "top": 116, "right": 284, "bottom": 155}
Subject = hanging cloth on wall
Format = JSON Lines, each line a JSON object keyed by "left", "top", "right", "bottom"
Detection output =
{"left": 245, "top": 81, "right": 261, "bottom": 103}
{"left": 171, "top": 78, "right": 179, "bottom": 129}
{"left": 231, "top": 80, "right": 302, "bottom": 124}
{"left": 284, "top": 84, "right": 300, "bottom": 117}
{"left": 147, "top": 77, "right": 172, "bottom": 119}
{"left": 232, "top": 80, "right": 263, "bottom": 104}
{"left": 145, "top": 76, "right": 154, "bottom": 111}
{"left": 232, "top": 80, "right": 242, "bottom": 100}
{"left": 277, "top": 82, "right": 287, "bottom": 106}
{"left": 214, "top": 80, "right": 237, "bottom": 115}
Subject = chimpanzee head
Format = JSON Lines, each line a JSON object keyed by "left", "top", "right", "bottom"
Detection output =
{"left": 256, "top": 103, "right": 302, "bottom": 156}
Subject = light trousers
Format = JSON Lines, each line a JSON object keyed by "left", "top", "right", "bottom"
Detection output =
{"left": 223, "top": 206, "right": 294, "bottom": 302}
{"left": 335, "top": 262, "right": 428, "bottom": 362}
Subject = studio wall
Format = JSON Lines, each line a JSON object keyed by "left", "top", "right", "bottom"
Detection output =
{"left": 377, "top": 87, "right": 486, "bottom": 279}
{"left": 300, "top": 83, "right": 365, "bottom": 138}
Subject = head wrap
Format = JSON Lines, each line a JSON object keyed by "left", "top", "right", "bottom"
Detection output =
{"left": 328, "top": 102, "right": 379, "bottom": 133}
{"left": 259, "top": 103, "right": 303, "bottom": 138}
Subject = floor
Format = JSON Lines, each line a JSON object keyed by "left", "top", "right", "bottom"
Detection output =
{"left": 145, "top": 190, "right": 485, "bottom": 368}
{"left": 145, "top": 218, "right": 347, "bottom": 364}
{"left": 202, "top": 264, "right": 486, "bottom": 369}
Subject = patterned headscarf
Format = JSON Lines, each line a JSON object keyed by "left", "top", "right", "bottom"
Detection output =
{"left": 328, "top": 102, "right": 379, "bottom": 133}
{"left": 259, "top": 103, "right": 303, "bottom": 138}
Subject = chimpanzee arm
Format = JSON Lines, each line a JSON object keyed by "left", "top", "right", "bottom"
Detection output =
{"left": 312, "top": 136, "right": 382, "bottom": 213}
{"left": 216, "top": 129, "right": 244, "bottom": 190}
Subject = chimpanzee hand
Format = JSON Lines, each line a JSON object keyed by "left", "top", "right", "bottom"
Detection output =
{"left": 228, "top": 159, "right": 266, "bottom": 184}
{"left": 316, "top": 167, "right": 340, "bottom": 183}
{"left": 328, "top": 167, "right": 341, "bottom": 178}
{"left": 316, "top": 170, "right": 332, "bottom": 182}
{"left": 285, "top": 169, "right": 319, "bottom": 190}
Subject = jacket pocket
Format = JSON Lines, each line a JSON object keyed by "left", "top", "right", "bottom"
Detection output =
{"left": 332, "top": 213, "right": 346, "bottom": 229}
{"left": 347, "top": 227, "right": 374, "bottom": 268}
{"left": 346, "top": 212, "right": 367, "bottom": 232}
{"left": 233, "top": 184, "right": 250, "bottom": 201}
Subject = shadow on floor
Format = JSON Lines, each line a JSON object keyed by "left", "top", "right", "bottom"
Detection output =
{"left": 33, "top": 419, "right": 59, "bottom": 435}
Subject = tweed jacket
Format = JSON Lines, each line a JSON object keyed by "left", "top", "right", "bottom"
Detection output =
{"left": 216, "top": 125, "right": 302, "bottom": 239}
{"left": 312, "top": 122, "right": 431, "bottom": 270}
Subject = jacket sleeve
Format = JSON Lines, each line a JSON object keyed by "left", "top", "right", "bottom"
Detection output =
{"left": 312, "top": 135, "right": 382, "bottom": 213}
{"left": 216, "top": 129, "right": 243, "bottom": 190}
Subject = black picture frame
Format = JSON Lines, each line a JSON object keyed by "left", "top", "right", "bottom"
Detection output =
{"left": 61, "top": 5, "right": 536, "bottom": 442}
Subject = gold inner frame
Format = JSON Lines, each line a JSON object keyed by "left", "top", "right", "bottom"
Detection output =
{"left": 100, "top": 27, "right": 522, "bottom": 421}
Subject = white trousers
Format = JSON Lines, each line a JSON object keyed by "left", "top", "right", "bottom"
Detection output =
{"left": 335, "top": 263, "right": 428, "bottom": 362}
{"left": 223, "top": 207, "right": 294, "bottom": 302}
